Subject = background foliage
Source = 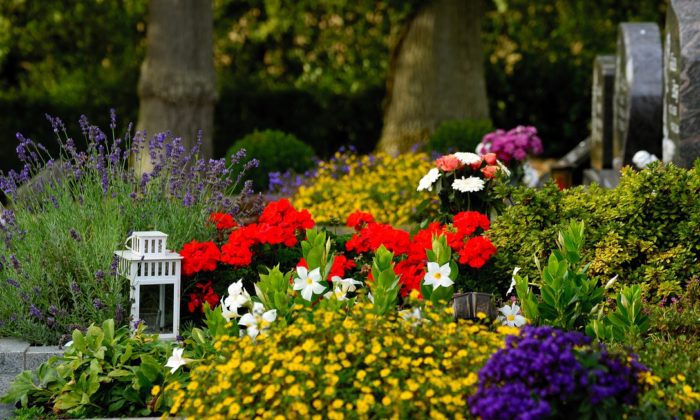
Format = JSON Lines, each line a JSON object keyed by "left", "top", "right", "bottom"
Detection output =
{"left": 0, "top": 0, "right": 668, "bottom": 172}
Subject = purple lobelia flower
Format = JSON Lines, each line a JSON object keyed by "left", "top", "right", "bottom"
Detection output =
{"left": 469, "top": 326, "right": 647, "bottom": 419}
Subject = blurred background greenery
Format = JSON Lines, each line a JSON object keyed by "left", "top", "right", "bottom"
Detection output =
{"left": 0, "top": 0, "right": 667, "bottom": 172}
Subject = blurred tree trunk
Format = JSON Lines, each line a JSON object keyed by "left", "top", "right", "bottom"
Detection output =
{"left": 136, "top": 0, "right": 216, "bottom": 172}
{"left": 377, "top": 0, "right": 489, "bottom": 154}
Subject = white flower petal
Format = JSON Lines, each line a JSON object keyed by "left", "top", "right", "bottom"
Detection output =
{"left": 238, "top": 313, "right": 256, "bottom": 328}
{"left": 301, "top": 286, "right": 314, "bottom": 301}
{"left": 311, "top": 281, "right": 327, "bottom": 295}
{"left": 308, "top": 267, "right": 322, "bottom": 282}
{"left": 262, "top": 309, "right": 277, "bottom": 323}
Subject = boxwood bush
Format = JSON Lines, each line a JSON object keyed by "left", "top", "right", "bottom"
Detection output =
{"left": 424, "top": 118, "right": 494, "bottom": 154}
{"left": 226, "top": 130, "right": 316, "bottom": 192}
{"left": 488, "top": 162, "right": 700, "bottom": 300}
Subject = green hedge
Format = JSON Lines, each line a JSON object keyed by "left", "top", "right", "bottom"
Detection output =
{"left": 488, "top": 162, "right": 700, "bottom": 300}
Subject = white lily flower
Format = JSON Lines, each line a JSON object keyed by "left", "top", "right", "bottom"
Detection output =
{"left": 331, "top": 275, "right": 362, "bottom": 292}
{"left": 506, "top": 266, "right": 521, "bottom": 296}
{"left": 293, "top": 266, "right": 326, "bottom": 301}
{"left": 165, "top": 348, "right": 192, "bottom": 374}
{"left": 498, "top": 303, "right": 527, "bottom": 327}
{"left": 221, "top": 279, "right": 251, "bottom": 321}
{"left": 417, "top": 168, "right": 441, "bottom": 191}
{"left": 238, "top": 302, "right": 277, "bottom": 339}
{"left": 423, "top": 262, "right": 454, "bottom": 289}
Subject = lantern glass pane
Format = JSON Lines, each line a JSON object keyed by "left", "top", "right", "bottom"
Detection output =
{"left": 138, "top": 284, "right": 174, "bottom": 334}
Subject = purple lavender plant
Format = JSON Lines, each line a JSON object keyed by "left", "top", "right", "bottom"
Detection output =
{"left": 469, "top": 326, "right": 648, "bottom": 419}
{"left": 0, "top": 112, "right": 262, "bottom": 344}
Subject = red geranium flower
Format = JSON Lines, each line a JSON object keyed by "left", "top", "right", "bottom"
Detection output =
{"left": 180, "top": 240, "right": 221, "bottom": 276}
{"left": 220, "top": 226, "right": 256, "bottom": 267}
{"left": 187, "top": 280, "right": 220, "bottom": 313}
{"left": 209, "top": 212, "right": 237, "bottom": 230}
{"left": 346, "top": 211, "right": 375, "bottom": 231}
{"left": 458, "top": 236, "right": 497, "bottom": 268}
{"left": 452, "top": 211, "right": 490, "bottom": 236}
{"left": 329, "top": 254, "right": 356, "bottom": 279}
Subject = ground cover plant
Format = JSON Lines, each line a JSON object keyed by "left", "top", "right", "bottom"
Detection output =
{"left": 0, "top": 114, "right": 260, "bottom": 344}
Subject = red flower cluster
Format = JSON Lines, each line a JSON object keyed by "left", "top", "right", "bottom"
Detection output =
{"left": 345, "top": 210, "right": 496, "bottom": 296}
{"left": 180, "top": 240, "right": 221, "bottom": 276}
{"left": 345, "top": 222, "right": 410, "bottom": 256}
{"left": 187, "top": 281, "right": 219, "bottom": 313}
{"left": 220, "top": 199, "right": 315, "bottom": 267}
{"left": 458, "top": 236, "right": 497, "bottom": 268}
{"left": 346, "top": 210, "right": 375, "bottom": 231}
{"left": 209, "top": 212, "right": 237, "bottom": 230}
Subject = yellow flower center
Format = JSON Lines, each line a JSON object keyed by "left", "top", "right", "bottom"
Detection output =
{"left": 306, "top": 277, "right": 314, "bottom": 285}
{"left": 507, "top": 314, "right": 515, "bottom": 321}
{"left": 434, "top": 273, "right": 442, "bottom": 279}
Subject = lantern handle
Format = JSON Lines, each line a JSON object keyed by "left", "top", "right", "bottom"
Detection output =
{"left": 125, "top": 234, "right": 135, "bottom": 251}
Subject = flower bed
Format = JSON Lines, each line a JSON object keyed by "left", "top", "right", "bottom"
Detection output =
{"left": 1, "top": 119, "right": 700, "bottom": 418}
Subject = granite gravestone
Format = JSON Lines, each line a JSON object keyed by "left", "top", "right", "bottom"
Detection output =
{"left": 612, "top": 23, "right": 663, "bottom": 169}
{"left": 663, "top": 0, "right": 700, "bottom": 167}
{"left": 590, "top": 55, "right": 616, "bottom": 170}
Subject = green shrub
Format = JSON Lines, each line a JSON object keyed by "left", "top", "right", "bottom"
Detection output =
{"left": 489, "top": 162, "right": 700, "bottom": 300}
{"left": 226, "top": 129, "right": 316, "bottom": 192}
{"left": 424, "top": 118, "right": 494, "bottom": 154}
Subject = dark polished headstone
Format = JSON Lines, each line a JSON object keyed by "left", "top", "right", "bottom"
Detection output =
{"left": 612, "top": 23, "right": 663, "bottom": 169}
{"left": 663, "top": 0, "right": 700, "bottom": 167}
{"left": 591, "top": 55, "right": 616, "bottom": 170}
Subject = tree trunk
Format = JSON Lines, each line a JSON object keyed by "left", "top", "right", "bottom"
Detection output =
{"left": 136, "top": 0, "right": 216, "bottom": 172}
{"left": 377, "top": 0, "right": 489, "bottom": 155}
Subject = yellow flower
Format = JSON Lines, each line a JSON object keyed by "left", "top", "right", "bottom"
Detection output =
{"left": 151, "top": 385, "right": 161, "bottom": 396}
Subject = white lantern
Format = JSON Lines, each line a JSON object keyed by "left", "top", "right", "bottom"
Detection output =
{"left": 114, "top": 231, "right": 182, "bottom": 339}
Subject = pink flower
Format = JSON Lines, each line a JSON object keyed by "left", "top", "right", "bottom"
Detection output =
{"left": 435, "top": 155, "right": 464, "bottom": 172}
{"left": 483, "top": 153, "right": 498, "bottom": 166}
{"left": 481, "top": 165, "right": 499, "bottom": 179}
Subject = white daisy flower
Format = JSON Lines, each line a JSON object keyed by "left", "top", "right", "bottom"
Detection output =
{"left": 417, "top": 168, "right": 441, "bottom": 191}
{"left": 452, "top": 176, "right": 485, "bottom": 193}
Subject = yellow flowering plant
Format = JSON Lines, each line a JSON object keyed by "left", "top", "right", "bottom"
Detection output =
{"left": 164, "top": 301, "right": 515, "bottom": 419}
{"left": 293, "top": 150, "right": 436, "bottom": 226}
